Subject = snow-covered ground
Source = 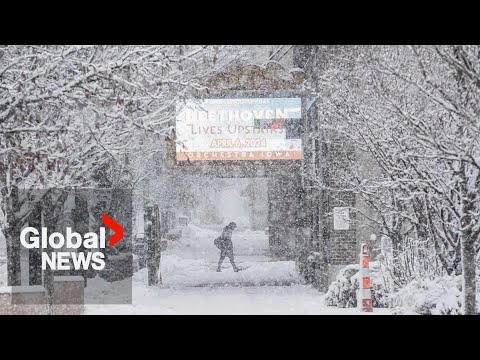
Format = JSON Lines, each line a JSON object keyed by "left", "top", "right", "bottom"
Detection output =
{"left": 86, "top": 279, "right": 390, "bottom": 315}
{"left": 85, "top": 224, "right": 390, "bottom": 314}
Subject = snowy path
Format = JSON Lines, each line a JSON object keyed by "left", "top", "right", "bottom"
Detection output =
{"left": 85, "top": 282, "right": 390, "bottom": 315}
{"left": 156, "top": 225, "right": 303, "bottom": 287}
{"left": 85, "top": 225, "right": 391, "bottom": 314}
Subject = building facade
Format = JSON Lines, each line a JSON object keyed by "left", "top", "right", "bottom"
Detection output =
{"left": 293, "top": 45, "right": 381, "bottom": 290}
{"left": 161, "top": 45, "right": 380, "bottom": 290}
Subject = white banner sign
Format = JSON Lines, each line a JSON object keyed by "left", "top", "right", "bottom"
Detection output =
{"left": 175, "top": 97, "right": 302, "bottom": 162}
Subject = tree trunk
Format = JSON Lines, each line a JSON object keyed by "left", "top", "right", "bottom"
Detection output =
{"left": 6, "top": 188, "right": 21, "bottom": 286}
{"left": 42, "top": 194, "right": 56, "bottom": 307}
{"left": 461, "top": 231, "right": 477, "bottom": 315}
{"left": 145, "top": 204, "right": 161, "bottom": 286}
{"left": 42, "top": 190, "right": 69, "bottom": 307}
{"left": 391, "top": 232, "right": 403, "bottom": 289}
{"left": 6, "top": 230, "right": 21, "bottom": 286}
{"left": 459, "top": 160, "right": 478, "bottom": 315}
{"left": 28, "top": 202, "right": 43, "bottom": 285}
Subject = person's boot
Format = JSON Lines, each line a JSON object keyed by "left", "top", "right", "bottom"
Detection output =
{"left": 216, "top": 267, "right": 221, "bottom": 272}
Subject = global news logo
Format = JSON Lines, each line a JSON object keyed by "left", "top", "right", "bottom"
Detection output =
{"left": 19, "top": 213, "right": 123, "bottom": 271}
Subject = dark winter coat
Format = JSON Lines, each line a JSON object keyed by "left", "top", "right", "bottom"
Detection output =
{"left": 214, "top": 226, "right": 234, "bottom": 256}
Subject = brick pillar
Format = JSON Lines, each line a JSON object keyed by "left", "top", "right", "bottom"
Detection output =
{"left": 323, "top": 135, "right": 357, "bottom": 285}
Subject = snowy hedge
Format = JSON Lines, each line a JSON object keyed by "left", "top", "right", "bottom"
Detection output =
{"left": 325, "top": 263, "right": 480, "bottom": 314}
{"left": 324, "top": 262, "right": 390, "bottom": 308}
{"left": 391, "top": 276, "right": 462, "bottom": 314}
{"left": 392, "top": 273, "right": 480, "bottom": 315}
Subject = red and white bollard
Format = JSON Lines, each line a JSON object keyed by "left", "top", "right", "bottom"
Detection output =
{"left": 358, "top": 243, "right": 373, "bottom": 312}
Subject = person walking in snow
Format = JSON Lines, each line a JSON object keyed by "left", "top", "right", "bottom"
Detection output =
{"left": 214, "top": 221, "right": 240, "bottom": 272}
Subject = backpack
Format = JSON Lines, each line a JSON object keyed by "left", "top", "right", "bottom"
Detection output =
{"left": 214, "top": 236, "right": 224, "bottom": 249}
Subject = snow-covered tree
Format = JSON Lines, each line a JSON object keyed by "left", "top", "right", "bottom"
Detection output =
{"left": 0, "top": 45, "right": 246, "bottom": 285}
{"left": 303, "top": 45, "right": 480, "bottom": 314}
